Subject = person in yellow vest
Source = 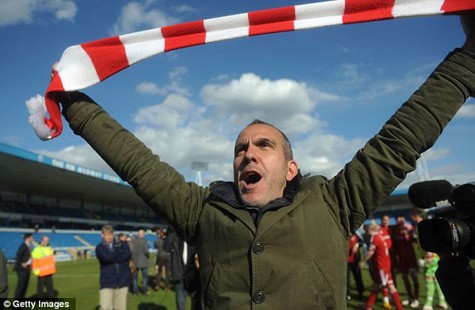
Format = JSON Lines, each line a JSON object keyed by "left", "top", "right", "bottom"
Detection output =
{"left": 31, "top": 236, "right": 56, "bottom": 298}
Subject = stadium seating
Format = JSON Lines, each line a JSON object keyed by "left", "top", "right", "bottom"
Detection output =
{"left": 0, "top": 228, "right": 160, "bottom": 261}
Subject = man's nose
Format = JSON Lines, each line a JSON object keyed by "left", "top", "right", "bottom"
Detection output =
{"left": 244, "top": 145, "right": 258, "bottom": 162}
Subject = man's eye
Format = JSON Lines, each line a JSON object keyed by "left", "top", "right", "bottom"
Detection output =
{"left": 258, "top": 141, "right": 273, "bottom": 148}
{"left": 235, "top": 146, "right": 245, "bottom": 155}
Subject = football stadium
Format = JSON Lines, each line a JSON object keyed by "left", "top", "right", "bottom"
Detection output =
{"left": 3, "top": 0, "right": 475, "bottom": 308}
{"left": 0, "top": 142, "right": 427, "bottom": 309}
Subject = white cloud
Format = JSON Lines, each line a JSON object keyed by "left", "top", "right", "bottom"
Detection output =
{"left": 455, "top": 104, "right": 475, "bottom": 118}
{"left": 169, "top": 66, "right": 188, "bottom": 80}
{"left": 0, "top": 0, "right": 34, "bottom": 26}
{"left": 202, "top": 73, "right": 315, "bottom": 112}
{"left": 421, "top": 148, "right": 451, "bottom": 162}
{"left": 110, "top": 0, "right": 180, "bottom": 35}
{"left": 136, "top": 66, "right": 190, "bottom": 97}
{"left": 294, "top": 134, "right": 366, "bottom": 178}
{"left": 46, "top": 0, "right": 77, "bottom": 21}
{"left": 133, "top": 94, "right": 196, "bottom": 129}
{"left": 136, "top": 81, "right": 167, "bottom": 96}
{"left": 0, "top": 0, "right": 77, "bottom": 27}
{"left": 36, "top": 144, "right": 115, "bottom": 175}
{"left": 330, "top": 62, "right": 432, "bottom": 102}
{"left": 172, "top": 5, "right": 196, "bottom": 14}
{"left": 337, "top": 63, "right": 366, "bottom": 83}
{"left": 200, "top": 73, "right": 339, "bottom": 136}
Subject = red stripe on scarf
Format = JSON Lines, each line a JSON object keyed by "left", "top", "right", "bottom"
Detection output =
{"left": 81, "top": 37, "right": 129, "bottom": 82}
{"left": 45, "top": 71, "right": 65, "bottom": 138}
{"left": 442, "top": 0, "right": 475, "bottom": 13}
{"left": 249, "top": 6, "right": 296, "bottom": 36}
{"left": 162, "top": 20, "right": 206, "bottom": 52}
{"left": 343, "top": 0, "right": 395, "bottom": 24}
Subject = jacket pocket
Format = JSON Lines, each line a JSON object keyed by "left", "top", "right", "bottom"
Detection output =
{"left": 203, "top": 263, "right": 242, "bottom": 309}
{"left": 304, "top": 259, "right": 336, "bottom": 309}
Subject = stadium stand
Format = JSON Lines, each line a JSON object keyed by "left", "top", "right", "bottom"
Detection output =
{"left": 0, "top": 227, "right": 159, "bottom": 261}
{"left": 0, "top": 142, "right": 168, "bottom": 261}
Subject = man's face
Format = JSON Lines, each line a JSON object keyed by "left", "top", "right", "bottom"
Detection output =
{"left": 381, "top": 216, "right": 390, "bottom": 227}
{"left": 234, "top": 123, "right": 298, "bottom": 207}
{"left": 102, "top": 231, "right": 114, "bottom": 244}
{"left": 396, "top": 216, "right": 405, "bottom": 226}
{"left": 138, "top": 229, "right": 145, "bottom": 238}
{"left": 41, "top": 237, "right": 49, "bottom": 246}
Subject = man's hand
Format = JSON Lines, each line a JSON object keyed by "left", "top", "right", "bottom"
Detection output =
{"left": 462, "top": 14, "right": 475, "bottom": 54}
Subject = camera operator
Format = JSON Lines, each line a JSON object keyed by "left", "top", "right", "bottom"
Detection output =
{"left": 435, "top": 252, "right": 475, "bottom": 310}
{"left": 433, "top": 14, "right": 475, "bottom": 309}
{"left": 408, "top": 178, "right": 475, "bottom": 309}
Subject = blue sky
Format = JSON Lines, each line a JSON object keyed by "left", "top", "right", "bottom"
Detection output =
{"left": 1, "top": 0, "right": 474, "bottom": 189}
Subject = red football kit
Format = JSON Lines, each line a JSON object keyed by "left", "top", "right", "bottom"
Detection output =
{"left": 368, "top": 234, "right": 393, "bottom": 285}
{"left": 391, "top": 223, "right": 418, "bottom": 273}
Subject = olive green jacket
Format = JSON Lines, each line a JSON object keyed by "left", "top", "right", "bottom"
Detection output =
{"left": 65, "top": 49, "right": 475, "bottom": 309}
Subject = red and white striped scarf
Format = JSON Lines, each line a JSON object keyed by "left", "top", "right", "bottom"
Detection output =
{"left": 26, "top": 0, "right": 475, "bottom": 140}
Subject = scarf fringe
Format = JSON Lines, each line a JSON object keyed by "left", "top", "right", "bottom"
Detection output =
{"left": 26, "top": 95, "right": 55, "bottom": 141}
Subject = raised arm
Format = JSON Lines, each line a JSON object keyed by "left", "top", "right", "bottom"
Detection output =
{"left": 327, "top": 15, "right": 475, "bottom": 236}
{"left": 60, "top": 92, "right": 210, "bottom": 240}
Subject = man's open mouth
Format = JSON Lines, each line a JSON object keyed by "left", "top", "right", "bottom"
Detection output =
{"left": 241, "top": 170, "right": 262, "bottom": 186}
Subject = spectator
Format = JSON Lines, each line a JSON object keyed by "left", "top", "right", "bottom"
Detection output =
{"left": 14, "top": 233, "right": 33, "bottom": 298}
{"left": 361, "top": 223, "right": 403, "bottom": 310}
{"left": 131, "top": 228, "right": 150, "bottom": 295}
{"left": 164, "top": 228, "right": 192, "bottom": 310}
{"left": 118, "top": 233, "right": 127, "bottom": 242}
{"left": 0, "top": 249, "right": 8, "bottom": 298}
{"left": 154, "top": 228, "right": 171, "bottom": 291}
{"left": 96, "top": 224, "right": 132, "bottom": 310}
{"left": 410, "top": 208, "right": 448, "bottom": 310}
{"left": 57, "top": 15, "right": 475, "bottom": 308}
{"left": 347, "top": 233, "right": 364, "bottom": 301}
{"left": 391, "top": 215, "right": 420, "bottom": 308}
{"left": 31, "top": 235, "right": 56, "bottom": 298}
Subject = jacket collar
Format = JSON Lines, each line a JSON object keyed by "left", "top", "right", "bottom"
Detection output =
{"left": 209, "top": 172, "right": 304, "bottom": 227}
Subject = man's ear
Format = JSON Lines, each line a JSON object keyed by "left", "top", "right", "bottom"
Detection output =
{"left": 286, "top": 160, "right": 299, "bottom": 181}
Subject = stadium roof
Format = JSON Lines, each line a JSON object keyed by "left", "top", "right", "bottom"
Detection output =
{"left": 0, "top": 143, "right": 148, "bottom": 209}
{"left": 0, "top": 142, "right": 411, "bottom": 212}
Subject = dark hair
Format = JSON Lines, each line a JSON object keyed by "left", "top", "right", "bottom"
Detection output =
{"left": 409, "top": 207, "right": 426, "bottom": 219}
{"left": 246, "top": 119, "right": 294, "bottom": 161}
{"left": 23, "top": 233, "right": 33, "bottom": 240}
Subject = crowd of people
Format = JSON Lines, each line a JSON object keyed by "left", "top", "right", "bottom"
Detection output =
{"left": 9, "top": 233, "right": 58, "bottom": 300}
{"left": 4, "top": 212, "right": 467, "bottom": 309}
{"left": 3, "top": 225, "right": 202, "bottom": 310}
{"left": 96, "top": 225, "right": 202, "bottom": 310}
{"left": 346, "top": 211, "right": 449, "bottom": 310}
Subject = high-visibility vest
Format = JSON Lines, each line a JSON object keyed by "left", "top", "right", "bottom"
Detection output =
{"left": 31, "top": 245, "right": 56, "bottom": 277}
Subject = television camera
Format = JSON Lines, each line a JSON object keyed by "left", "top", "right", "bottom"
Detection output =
{"left": 408, "top": 180, "right": 475, "bottom": 259}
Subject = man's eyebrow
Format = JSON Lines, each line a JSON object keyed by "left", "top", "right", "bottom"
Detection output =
{"left": 254, "top": 137, "right": 277, "bottom": 147}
